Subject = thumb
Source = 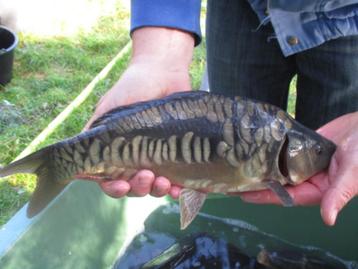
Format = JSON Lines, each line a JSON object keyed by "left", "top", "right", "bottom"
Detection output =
{"left": 83, "top": 93, "right": 118, "bottom": 131}
{"left": 83, "top": 108, "right": 104, "bottom": 131}
{"left": 320, "top": 157, "right": 358, "bottom": 226}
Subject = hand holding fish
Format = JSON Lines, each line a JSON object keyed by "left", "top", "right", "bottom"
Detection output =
{"left": 124, "top": 111, "right": 358, "bottom": 227}
{"left": 85, "top": 63, "right": 188, "bottom": 197}
{"left": 85, "top": 27, "right": 194, "bottom": 199}
{"left": 0, "top": 27, "right": 350, "bottom": 230}
{"left": 109, "top": 111, "right": 357, "bottom": 228}
{"left": 0, "top": 89, "right": 336, "bottom": 229}
{"left": 0, "top": 24, "right": 337, "bottom": 229}
{"left": 240, "top": 112, "right": 358, "bottom": 226}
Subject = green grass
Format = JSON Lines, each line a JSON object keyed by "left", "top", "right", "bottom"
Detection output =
{"left": 190, "top": 42, "right": 207, "bottom": 90}
{"left": 288, "top": 76, "right": 297, "bottom": 116}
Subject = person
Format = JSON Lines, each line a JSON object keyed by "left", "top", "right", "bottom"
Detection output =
{"left": 85, "top": 0, "right": 358, "bottom": 226}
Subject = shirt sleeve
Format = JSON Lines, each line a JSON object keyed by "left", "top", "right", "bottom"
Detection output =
{"left": 131, "top": 0, "right": 202, "bottom": 46}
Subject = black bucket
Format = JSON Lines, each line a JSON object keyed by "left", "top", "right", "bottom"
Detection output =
{"left": 0, "top": 26, "right": 18, "bottom": 85}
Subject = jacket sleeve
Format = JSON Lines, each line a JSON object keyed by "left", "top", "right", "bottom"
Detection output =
{"left": 131, "top": 0, "right": 202, "bottom": 45}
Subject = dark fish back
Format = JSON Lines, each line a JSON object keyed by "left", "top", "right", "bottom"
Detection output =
{"left": 74, "top": 91, "right": 292, "bottom": 184}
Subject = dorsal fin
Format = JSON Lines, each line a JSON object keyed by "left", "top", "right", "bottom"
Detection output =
{"left": 89, "top": 105, "right": 137, "bottom": 128}
{"left": 89, "top": 91, "right": 210, "bottom": 129}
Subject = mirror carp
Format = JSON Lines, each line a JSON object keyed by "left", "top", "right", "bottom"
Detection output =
{"left": 0, "top": 91, "right": 336, "bottom": 229}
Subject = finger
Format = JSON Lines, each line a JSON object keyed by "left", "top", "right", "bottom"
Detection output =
{"left": 151, "top": 176, "right": 171, "bottom": 197}
{"left": 320, "top": 162, "right": 358, "bottom": 226}
{"left": 99, "top": 180, "right": 131, "bottom": 198}
{"left": 169, "top": 185, "right": 182, "bottom": 199}
{"left": 316, "top": 113, "right": 356, "bottom": 143}
{"left": 127, "top": 170, "right": 155, "bottom": 197}
{"left": 239, "top": 189, "right": 279, "bottom": 204}
{"left": 83, "top": 95, "right": 117, "bottom": 131}
{"left": 83, "top": 115, "right": 98, "bottom": 131}
{"left": 316, "top": 113, "right": 355, "bottom": 135}
{"left": 240, "top": 181, "right": 323, "bottom": 206}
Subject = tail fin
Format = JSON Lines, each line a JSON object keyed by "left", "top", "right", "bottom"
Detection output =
{"left": 0, "top": 148, "right": 69, "bottom": 217}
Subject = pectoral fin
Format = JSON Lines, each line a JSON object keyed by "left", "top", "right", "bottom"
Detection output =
{"left": 179, "top": 189, "right": 207, "bottom": 230}
{"left": 264, "top": 180, "right": 294, "bottom": 207}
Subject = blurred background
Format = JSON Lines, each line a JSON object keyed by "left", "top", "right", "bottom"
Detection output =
{"left": 0, "top": 0, "right": 129, "bottom": 36}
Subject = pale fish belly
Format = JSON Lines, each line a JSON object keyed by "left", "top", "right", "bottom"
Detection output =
{"left": 148, "top": 158, "right": 284, "bottom": 194}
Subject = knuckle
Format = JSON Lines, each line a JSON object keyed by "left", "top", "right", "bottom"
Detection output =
{"left": 330, "top": 185, "right": 354, "bottom": 208}
{"left": 340, "top": 188, "right": 354, "bottom": 203}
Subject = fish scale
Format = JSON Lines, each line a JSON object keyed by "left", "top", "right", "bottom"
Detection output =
{"left": 0, "top": 91, "right": 336, "bottom": 229}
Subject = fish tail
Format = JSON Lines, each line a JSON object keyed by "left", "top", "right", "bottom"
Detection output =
{"left": 0, "top": 148, "right": 70, "bottom": 217}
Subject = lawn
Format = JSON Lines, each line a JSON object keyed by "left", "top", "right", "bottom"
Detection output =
{"left": 0, "top": 4, "right": 296, "bottom": 226}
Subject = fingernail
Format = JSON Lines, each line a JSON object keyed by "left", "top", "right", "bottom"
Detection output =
{"left": 104, "top": 181, "right": 130, "bottom": 198}
{"left": 322, "top": 207, "right": 337, "bottom": 226}
{"left": 329, "top": 209, "right": 338, "bottom": 225}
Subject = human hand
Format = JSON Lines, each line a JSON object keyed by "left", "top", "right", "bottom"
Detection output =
{"left": 240, "top": 112, "right": 358, "bottom": 226}
{"left": 84, "top": 27, "right": 194, "bottom": 199}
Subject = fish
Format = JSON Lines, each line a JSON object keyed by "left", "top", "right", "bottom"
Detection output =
{"left": 0, "top": 91, "right": 336, "bottom": 229}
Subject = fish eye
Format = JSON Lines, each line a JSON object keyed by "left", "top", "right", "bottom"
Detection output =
{"left": 315, "top": 145, "right": 322, "bottom": 155}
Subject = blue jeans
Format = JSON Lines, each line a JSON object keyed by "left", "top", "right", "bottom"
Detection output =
{"left": 206, "top": 0, "right": 358, "bottom": 129}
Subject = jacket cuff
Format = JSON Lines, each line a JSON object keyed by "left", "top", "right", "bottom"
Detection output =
{"left": 131, "top": 0, "right": 202, "bottom": 46}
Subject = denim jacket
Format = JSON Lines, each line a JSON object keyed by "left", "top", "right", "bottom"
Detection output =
{"left": 131, "top": 0, "right": 358, "bottom": 56}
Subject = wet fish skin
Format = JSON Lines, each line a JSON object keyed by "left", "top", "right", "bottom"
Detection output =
{"left": 0, "top": 91, "right": 336, "bottom": 224}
